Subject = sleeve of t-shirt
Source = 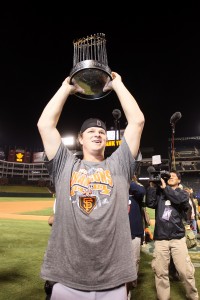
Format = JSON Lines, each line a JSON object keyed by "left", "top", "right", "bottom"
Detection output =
{"left": 108, "top": 136, "right": 142, "bottom": 181}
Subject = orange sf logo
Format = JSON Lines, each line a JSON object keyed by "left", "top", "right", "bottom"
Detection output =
{"left": 79, "top": 196, "right": 96, "bottom": 214}
{"left": 83, "top": 198, "right": 93, "bottom": 211}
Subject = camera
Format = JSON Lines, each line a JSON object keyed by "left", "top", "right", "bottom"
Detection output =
{"left": 147, "top": 165, "right": 170, "bottom": 184}
{"left": 146, "top": 156, "right": 171, "bottom": 185}
{"left": 149, "top": 170, "right": 171, "bottom": 184}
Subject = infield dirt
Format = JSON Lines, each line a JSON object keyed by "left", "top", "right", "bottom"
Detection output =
{"left": 0, "top": 200, "right": 200, "bottom": 229}
{"left": 0, "top": 200, "right": 54, "bottom": 220}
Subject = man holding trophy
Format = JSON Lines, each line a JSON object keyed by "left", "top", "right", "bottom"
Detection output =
{"left": 38, "top": 33, "right": 145, "bottom": 300}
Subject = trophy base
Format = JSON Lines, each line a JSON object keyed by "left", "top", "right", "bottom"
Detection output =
{"left": 70, "top": 60, "right": 112, "bottom": 100}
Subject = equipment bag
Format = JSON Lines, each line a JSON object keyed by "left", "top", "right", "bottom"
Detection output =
{"left": 185, "top": 228, "right": 197, "bottom": 249}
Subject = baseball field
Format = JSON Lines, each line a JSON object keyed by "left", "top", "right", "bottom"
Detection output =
{"left": 0, "top": 195, "right": 54, "bottom": 300}
{"left": 0, "top": 194, "right": 199, "bottom": 300}
{"left": 0, "top": 199, "right": 54, "bottom": 220}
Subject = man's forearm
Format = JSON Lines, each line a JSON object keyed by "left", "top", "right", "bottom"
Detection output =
{"left": 38, "top": 83, "right": 71, "bottom": 129}
{"left": 113, "top": 81, "right": 144, "bottom": 126}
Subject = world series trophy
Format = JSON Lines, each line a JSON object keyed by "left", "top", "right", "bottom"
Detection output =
{"left": 70, "top": 33, "right": 112, "bottom": 100}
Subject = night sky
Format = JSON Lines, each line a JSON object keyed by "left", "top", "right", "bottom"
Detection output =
{"left": 1, "top": 6, "right": 200, "bottom": 159}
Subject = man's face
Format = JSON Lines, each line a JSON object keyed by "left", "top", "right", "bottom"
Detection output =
{"left": 167, "top": 172, "right": 180, "bottom": 188}
{"left": 79, "top": 127, "right": 107, "bottom": 154}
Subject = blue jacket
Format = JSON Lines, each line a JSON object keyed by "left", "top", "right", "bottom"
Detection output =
{"left": 129, "top": 181, "right": 146, "bottom": 239}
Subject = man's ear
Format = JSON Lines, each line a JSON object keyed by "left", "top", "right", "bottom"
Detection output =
{"left": 77, "top": 133, "right": 83, "bottom": 146}
{"left": 78, "top": 136, "right": 83, "bottom": 146}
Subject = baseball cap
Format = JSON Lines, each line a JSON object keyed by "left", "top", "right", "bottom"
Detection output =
{"left": 80, "top": 118, "right": 107, "bottom": 133}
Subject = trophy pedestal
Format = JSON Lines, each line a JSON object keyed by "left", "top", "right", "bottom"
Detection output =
{"left": 70, "top": 60, "right": 112, "bottom": 100}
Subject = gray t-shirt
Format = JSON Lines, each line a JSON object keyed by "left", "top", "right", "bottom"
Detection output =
{"left": 41, "top": 137, "right": 141, "bottom": 291}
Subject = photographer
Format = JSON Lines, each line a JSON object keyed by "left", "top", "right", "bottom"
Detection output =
{"left": 146, "top": 170, "right": 199, "bottom": 300}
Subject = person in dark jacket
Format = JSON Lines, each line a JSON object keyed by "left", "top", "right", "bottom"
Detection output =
{"left": 128, "top": 175, "right": 146, "bottom": 275}
{"left": 146, "top": 170, "right": 199, "bottom": 300}
{"left": 127, "top": 174, "right": 146, "bottom": 300}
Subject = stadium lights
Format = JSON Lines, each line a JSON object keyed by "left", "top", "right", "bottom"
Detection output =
{"left": 61, "top": 130, "right": 125, "bottom": 147}
{"left": 61, "top": 131, "right": 124, "bottom": 146}
{"left": 62, "top": 136, "right": 75, "bottom": 146}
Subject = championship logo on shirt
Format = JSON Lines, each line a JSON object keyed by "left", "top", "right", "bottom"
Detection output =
{"left": 70, "top": 167, "right": 113, "bottom": 212}
{"left": 79, "top": 196, "right": 97, "bottom": 214}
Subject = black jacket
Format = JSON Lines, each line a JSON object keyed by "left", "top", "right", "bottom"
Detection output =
{"left": 146, "top": 185, "right": 190, "bottom": 240}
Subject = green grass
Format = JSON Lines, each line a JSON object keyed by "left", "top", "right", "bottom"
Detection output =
{"left": 146, "top": 207, "right": 155, "bottom": 219}
{"left": 0, "top": 200, "right": 199, "bottom": 300}
{"left": 0, "top": 219, "right": 51, "bottom": 300}
{"left": 21, "top": 207, "right": 53, "bottom": 216}
{"left": 0, "top": 185, "right": 51, "bottom": 193}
